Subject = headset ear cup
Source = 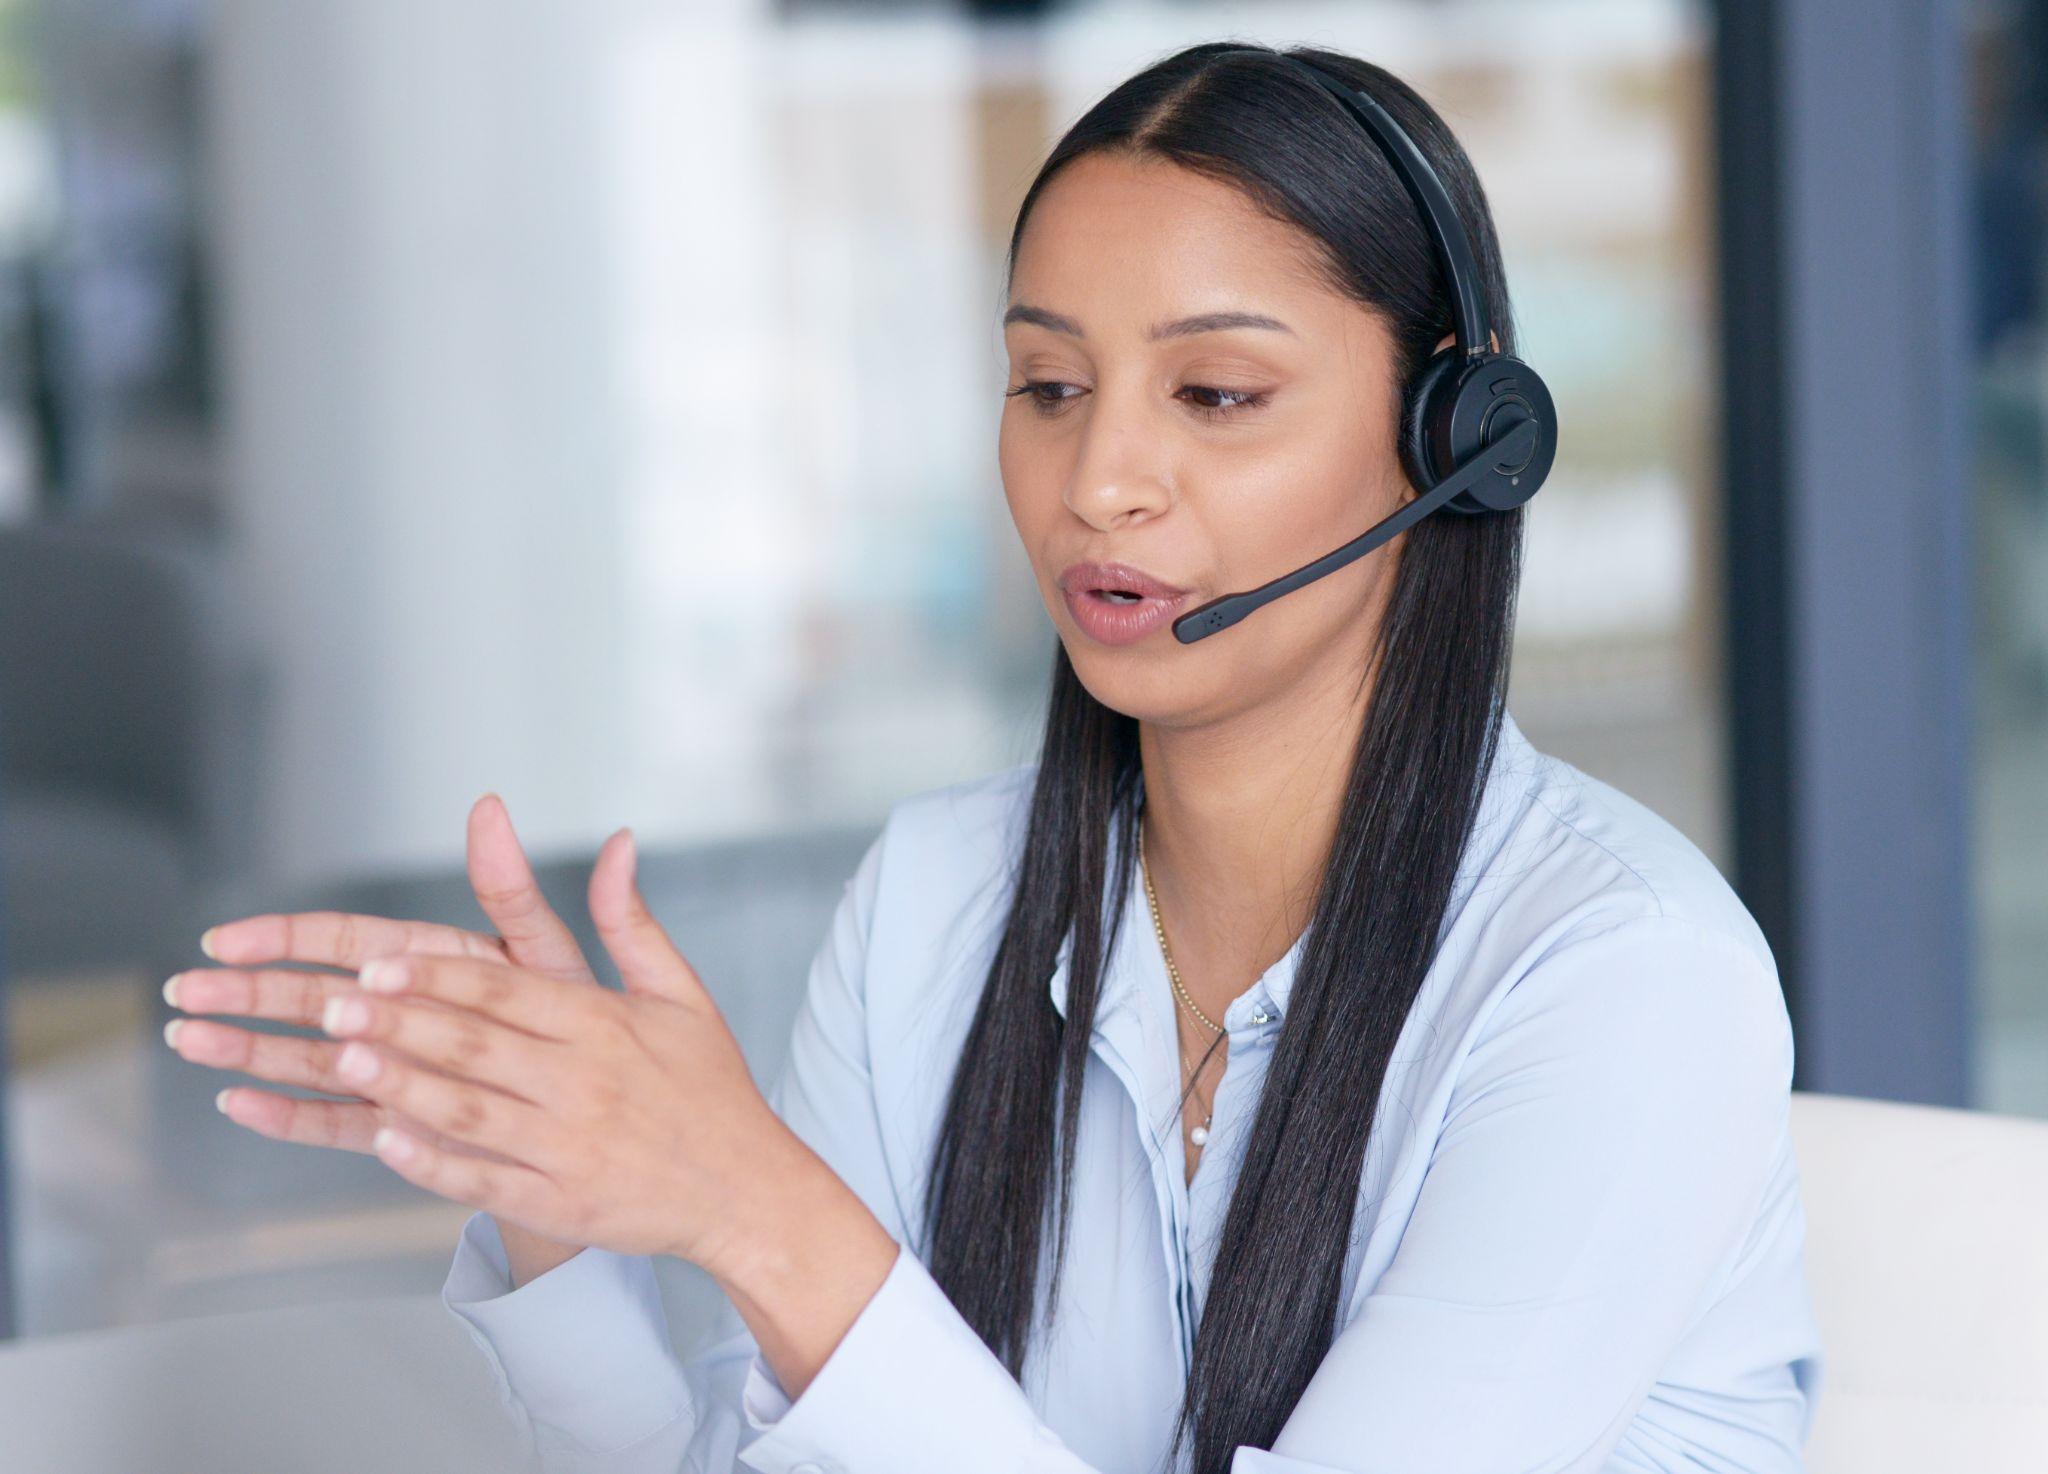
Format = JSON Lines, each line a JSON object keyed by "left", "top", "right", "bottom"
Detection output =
{"left": 1443, "top": 353, "right": 1558, "bottom": 513}
{"left": 1399, "top": 346, "right": 1462, "bottom": 496}
{"left": 1401, "top": 346, "right": 1558, "bottom": 516}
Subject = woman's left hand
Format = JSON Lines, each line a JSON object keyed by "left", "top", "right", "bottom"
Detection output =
{"left": 316, "top": 826, "right": 821, "bottom": 1281}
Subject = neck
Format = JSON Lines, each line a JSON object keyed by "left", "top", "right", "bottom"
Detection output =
{"left": 1136, "top": 660, "right": 1372, "bottom": 1022}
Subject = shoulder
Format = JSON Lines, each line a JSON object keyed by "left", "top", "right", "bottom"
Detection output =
{"left": 861, "top": 760, "right": 1038, "bottom": 914}
{"left": 1469, "top": 712, "right": 1777, "bottom": 974}
{"left": 847, "top": 759, "right": 1040, "bottom": 986}
{"left": 875, "top": 759, "right": 1039, "bottom": 856}
{"left": 1439, "top": 714, "right": 1795, "bottom": 1088}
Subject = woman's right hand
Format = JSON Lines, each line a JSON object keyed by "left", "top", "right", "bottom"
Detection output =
{"left": 168, "top": 793, "right": 598, "bottom": 1286}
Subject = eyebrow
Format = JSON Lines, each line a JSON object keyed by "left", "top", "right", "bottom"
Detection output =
{"left": 1002, "top": 303, "right": 1296, "bottom": 341}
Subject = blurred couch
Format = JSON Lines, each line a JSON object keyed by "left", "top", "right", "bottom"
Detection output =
{"left": 1794, "top": 1091, "right": 2048, "bottom": 1468}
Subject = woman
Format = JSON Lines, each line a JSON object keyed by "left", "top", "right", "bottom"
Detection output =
{"left": 165, "top": 41, "right": 1825, "bottom": 1474}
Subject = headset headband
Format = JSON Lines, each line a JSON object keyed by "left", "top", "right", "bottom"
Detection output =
{"left": 1260, "top": 53, "right": 1494, "bottom": 361}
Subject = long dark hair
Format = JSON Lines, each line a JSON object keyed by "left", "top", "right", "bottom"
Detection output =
{"left": 920, "top": 41, "right": 1525, "bottom": 1474}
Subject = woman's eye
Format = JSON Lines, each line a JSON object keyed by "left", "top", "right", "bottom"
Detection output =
{"left": 1002, "top": 380, "right": 1270, "bottom": 420}
{"left": 1004, "top": 379, "right": 1084, "bottom": 413}
{"left": 1178, "top": 384, "right": 1270, "bottom": 420}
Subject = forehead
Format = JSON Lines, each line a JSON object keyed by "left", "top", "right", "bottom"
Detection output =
{"left": 1009, "top": 151, "right": 1334, "bottom": 322}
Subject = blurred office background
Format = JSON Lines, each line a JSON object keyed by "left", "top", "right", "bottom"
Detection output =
{"left": 0, "top": 0, "right": 2029, "bottom": 1363}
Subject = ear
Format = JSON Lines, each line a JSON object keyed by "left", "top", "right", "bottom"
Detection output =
{"left": 1429, "top": 328, "right": 1500, "bottom": 356}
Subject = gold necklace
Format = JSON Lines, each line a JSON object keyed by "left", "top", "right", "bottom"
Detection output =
{"left": 1139, "top": 822, "right": 1223, "bottom": 1035}
{"left": 1139, "top": 818, "right": 1217, "bottom": 1147}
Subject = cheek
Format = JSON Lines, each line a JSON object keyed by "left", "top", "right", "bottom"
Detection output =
{"left": 997, "top": 413, "right": 1060, "bottom": 541}
{"left": 1214, "top": 434, "right": 1362, "bottom": 572}
{"left": 1197, "top": 431, "right": 1397, "bottom": 663}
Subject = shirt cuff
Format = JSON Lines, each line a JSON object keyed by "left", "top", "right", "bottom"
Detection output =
{"left": 741, "top": 1352, "right": 796, "bottom": 1427}
{"left": 442, "top": 1209, "right": 695, "bottom": 1456}
{"left": 737, "top": 1239, "right": 1089, "bottom": 1474}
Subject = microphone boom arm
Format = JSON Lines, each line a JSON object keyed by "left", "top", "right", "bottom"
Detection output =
{"left": 1170, "top": 418, "right": 1539, "bottom": 643}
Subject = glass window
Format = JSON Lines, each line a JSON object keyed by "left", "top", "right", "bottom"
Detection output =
{"left": 2, "top": 0, "right": 1731, "bottom": 1343}
{"left": 1967, "top": 0, "right": 2048, "bottom": 1118}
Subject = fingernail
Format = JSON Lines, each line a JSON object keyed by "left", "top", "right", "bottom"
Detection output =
{"left": 337, "top": 1041, "right": 380, "bottom": 1084}
{"left": 214, "top": 1088, "right": 233, "bottom": 1115}
{"left": 372, "top": 1126, "right": 414, "bottom": 1161}
{"left": 163, "top": 1019, "right": 185, "bottom": 1049}
{"left": 199, "top": 927, "right": 220, "bottom": 960}
{"left": 323, "top": 996, "right": 369, "bottom": 1034}
{"left": 162, "top": 974, "right": 182, "bottom": 1008}
{"left": 359, "top": 958, "right": 407, "bottom": 993}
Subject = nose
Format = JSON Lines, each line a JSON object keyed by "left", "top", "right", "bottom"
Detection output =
{"left": 1062, "top": 397, "right": 1173, "bottom": 532}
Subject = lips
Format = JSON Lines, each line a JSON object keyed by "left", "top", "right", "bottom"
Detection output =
{"left": 1056, "top": 561, "right": 1193, "bottom": 647}
{"left": 1057, "top": 561, "right": 1190, "bottom": 602}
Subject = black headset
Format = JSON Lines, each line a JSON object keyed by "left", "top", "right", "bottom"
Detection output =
{"left": 1170, "top": 51, "right": 1559, "bottom": 644}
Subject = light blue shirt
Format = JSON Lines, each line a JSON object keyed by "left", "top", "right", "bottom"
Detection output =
{"left": 443, "top": 710, "right": 1824, "bottom": 1473}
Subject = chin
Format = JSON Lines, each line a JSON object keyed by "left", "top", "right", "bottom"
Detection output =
{"left": 1060, "top": 634, "right": 1214, "bottom": 725}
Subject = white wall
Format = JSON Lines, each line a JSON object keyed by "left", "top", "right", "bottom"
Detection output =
{"left": 203, "top": 0, "right": 770, "bottom": 882}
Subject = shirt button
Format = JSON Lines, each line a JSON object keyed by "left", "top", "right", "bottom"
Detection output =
{"left": 1250, "top": 1009, "right": 1272, "bottom": 1025}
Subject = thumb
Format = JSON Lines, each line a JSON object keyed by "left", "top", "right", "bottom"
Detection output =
{"left": 467, "top": 793, "right": 595, "bottom": 984}
{"left": 588, "top": 827, "right": 710, "bottom": 1006}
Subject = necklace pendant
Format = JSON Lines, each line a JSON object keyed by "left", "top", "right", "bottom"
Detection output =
{"left": 1189, "top": 1123, "right": 1210, "bottom": 1146}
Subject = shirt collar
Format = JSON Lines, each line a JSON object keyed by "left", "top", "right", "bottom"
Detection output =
{"left": 1045, "top": 709, "right": 1539, "bottom": 1033}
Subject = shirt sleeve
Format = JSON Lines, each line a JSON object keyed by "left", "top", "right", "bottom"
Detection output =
{"left": 441, "top": 822, "right": 899, "bottom": 1473}
{"left": 734, "top": 913, "right": 1798, "bottom": 1474}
